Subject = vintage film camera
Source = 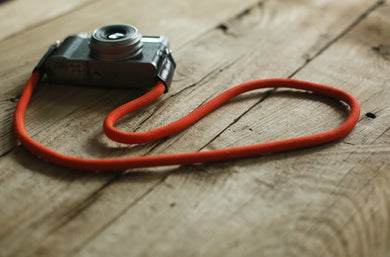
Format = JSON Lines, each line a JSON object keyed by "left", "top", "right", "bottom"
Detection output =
{"left": 37, "top": 24, "right": 175, "bottom": 91}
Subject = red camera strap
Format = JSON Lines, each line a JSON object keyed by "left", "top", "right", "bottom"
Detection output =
{"left": 14, "top": 71, "right": 360, "bottom": 171}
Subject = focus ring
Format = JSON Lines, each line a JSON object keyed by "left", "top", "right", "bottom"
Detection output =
{"left": 90, "top": 24, "right": 143, "bottom": 61}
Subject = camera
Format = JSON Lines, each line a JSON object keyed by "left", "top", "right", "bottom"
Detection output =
{"left": 36, "top": 24, "right": 175, "bottom": 91}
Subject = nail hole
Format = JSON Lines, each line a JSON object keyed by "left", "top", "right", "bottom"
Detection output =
{"left": 365, "top": 112, "right": 376, "bottom": 119}
{"left": 217, "top": 24, "right": 228, "bottom": 32}
{"left": 10, "top": 96, "right": 20, "bottom": 103}
{"left": 372, "top": 44, "right": 390, "bottom": 56}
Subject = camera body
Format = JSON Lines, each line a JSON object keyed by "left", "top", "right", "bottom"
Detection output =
{"left": 39, "top": 25, "right": 175, "bottom": 90}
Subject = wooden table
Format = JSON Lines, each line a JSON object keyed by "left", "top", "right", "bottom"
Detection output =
{"left": 1, "top": 0, "right": 389, "bottom": 256}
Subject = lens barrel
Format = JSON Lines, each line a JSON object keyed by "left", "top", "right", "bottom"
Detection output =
{"left": 90, "top": 24, "right": 143, "bottom": 61}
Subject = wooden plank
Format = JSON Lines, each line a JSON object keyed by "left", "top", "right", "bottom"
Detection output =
{"left": 0, "top": 0, "right": 258, "bottom": 155}
{"left": 0, "top": 0, "right": 93, "bottom": 41}
{"left": 70, "top": 2, "right": 390, "bottom": 257}
{"left": 0, "top": 0, "right": 258, "bottom": 95}
{"left": 0, "top": 0, "right": 94, "bottom": 153}
{"left": 0, "top": 1, "right": 384, "bottom": 257}
{"left": 0, "top": 0, "right": 259, "bottom": 256}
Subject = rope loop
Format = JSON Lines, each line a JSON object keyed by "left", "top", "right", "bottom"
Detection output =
{"left": 14, "top": 72, "right": 360, "bottom": 171}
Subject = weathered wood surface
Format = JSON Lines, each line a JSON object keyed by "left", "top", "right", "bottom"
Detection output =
{"left": 0, "top": 0, "right": 389, "bottom": 256}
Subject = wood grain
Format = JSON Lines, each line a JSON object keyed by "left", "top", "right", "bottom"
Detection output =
{"left": 0, "top": 0, "right": 258, "bottom": 155}
{"left": 0, "top": 0, "right": 389, "bottom": 256}
{"left": 72, "top": 2, "right": 390, "bottom": 257}
{"left": 0, "top": 0, "right": 93, "bottom": 41}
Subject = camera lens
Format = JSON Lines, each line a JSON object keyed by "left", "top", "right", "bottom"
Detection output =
{"left": 90, "top": 24, "right": 143, "bottom": 61}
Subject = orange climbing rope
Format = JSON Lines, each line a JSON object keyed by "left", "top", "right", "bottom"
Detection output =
{"left": 14, "top": 71, "right": 360, "bottom": 171}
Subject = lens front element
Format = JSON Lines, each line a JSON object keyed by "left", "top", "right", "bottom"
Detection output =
{"left": 90, "top": 24, "right": 143, "bottom": 61}
{"left": 107, "top": 32, "right": 125, "bottom": 40}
